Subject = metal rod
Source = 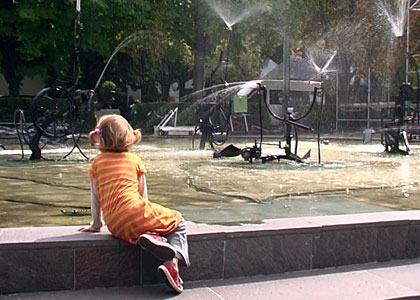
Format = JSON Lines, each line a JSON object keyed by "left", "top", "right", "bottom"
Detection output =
{"left": 367, "top": 67, "right": 371, "bottom": 129}
{"left": 335, "top": 71, "right": 339, "bottom": 131}
{"left": 282, "top": 41, "right": 290, "bottom": 118}
{"left": 410, "top": 0, "right": 420, "bottom": 9}
{"left": 224, "top": 27, "right": 233, "bottom": 83}
{"left": 406, "top": 0, "right": 410, "bottom": 83}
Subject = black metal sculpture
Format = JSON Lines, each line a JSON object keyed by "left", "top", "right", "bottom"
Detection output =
{"left": 213, "top": 83, "right": 319, "bottom": 163}
{"left": 380, "top": 82, "right": 416, "bottom": 155}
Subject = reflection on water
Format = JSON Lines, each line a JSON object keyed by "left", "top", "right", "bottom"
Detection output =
{"left": 1, "top": 137, "right": 420, "bottom": 227}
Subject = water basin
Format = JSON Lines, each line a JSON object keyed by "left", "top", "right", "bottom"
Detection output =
{"left": 1, "top": 137, "right": 419, "bottom": 227}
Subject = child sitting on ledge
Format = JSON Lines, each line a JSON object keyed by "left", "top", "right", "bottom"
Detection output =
{"left": 79, "top": 114, "right": 189, "bottom": 293}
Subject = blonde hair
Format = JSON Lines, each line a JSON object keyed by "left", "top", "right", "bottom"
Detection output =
{"left": 89, "top": 114, "right": 141, "bottom": 152}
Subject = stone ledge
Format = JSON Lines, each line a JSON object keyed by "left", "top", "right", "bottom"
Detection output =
{"left": 1, "top": 211, "right": 420, "bottom": 294}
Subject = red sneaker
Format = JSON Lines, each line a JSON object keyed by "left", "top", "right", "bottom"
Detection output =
{"left": 158, "top": 261, "right": 183, "bottom": 294}
{"left": 139, "top": 234, "right": 176, "bottom": 261}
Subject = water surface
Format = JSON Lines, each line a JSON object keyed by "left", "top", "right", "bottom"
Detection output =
{"left": 1, "top": 137, "right": 419, "bottom": 227}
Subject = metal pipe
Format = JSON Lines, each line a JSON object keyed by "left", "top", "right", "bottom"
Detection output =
{"left": 410, "top": 0, "right": 420, "bottom": 10}
{"left": 406, "top": 0, "right": 410, "bottom": 83}
{"left": 317, "top": 76, "right": 324, "bottom": 164}
{"left": 367, "top": 67, "right": 371, "bottom": 129}
{"left": 282, "top": 41, "right": 290, "bottom": 118}
{"left": 224, "top": 26, "right": 233, "bottom": 83}
{"left": 335, "top": 71, "right": 339, "bottom": 131}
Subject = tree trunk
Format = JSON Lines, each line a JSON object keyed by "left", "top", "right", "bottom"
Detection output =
{"left": 7, "top": 74, "right": 21, "bottom": 97}
{"left": 0, "top": 36, "right": 22, "bottom": 97}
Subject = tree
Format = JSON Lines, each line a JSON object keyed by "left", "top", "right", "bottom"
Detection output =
{"left": 78, "top": 0, "right": 192, "bottom": 101}
{"left": 0, "top": 0, "right": 75, "bottom": 96}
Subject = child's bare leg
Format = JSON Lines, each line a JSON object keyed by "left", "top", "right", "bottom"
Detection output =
{"left": 172, "top": 257, "right": 179, "bottom": 268}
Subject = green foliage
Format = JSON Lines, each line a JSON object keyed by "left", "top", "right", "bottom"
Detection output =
{"left": 2, "top": 0, "right": 420, "bottom": 118}
{"left": 0, "top": 96, "right": 63, "bottom": 122}
{"left": 101, "top": 80, "right": 116, "bottom": 90}
{"left": 0, "top": 97, "right": 31, "bottom": 122}
{"left": 245, "top": 102, "right": 272, "bottom": 130}
{"left": 0, "top": 1, "right": 75, "bottom": 95}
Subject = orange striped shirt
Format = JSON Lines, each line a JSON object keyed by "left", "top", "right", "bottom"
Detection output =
{"left": 88, "top": 152, "right": 181, "bottom": 245}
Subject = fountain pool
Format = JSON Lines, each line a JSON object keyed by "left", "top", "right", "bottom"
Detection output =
{"left": 1, "top": 136, "right": 420, "bottom": 228}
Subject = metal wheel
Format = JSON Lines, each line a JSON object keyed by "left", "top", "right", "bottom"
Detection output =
{"left": 193, "top": 100, "right": 231, "bottom": 150}
{"left": 32, "top": 87, "right": 76, "bottom": 139}
{"left": 208, "top": 100, "right": 231, "bottom": 146}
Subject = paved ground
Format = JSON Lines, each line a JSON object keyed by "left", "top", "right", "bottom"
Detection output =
{"left": 2, "top": 258, "right": 420, "bottom": 300}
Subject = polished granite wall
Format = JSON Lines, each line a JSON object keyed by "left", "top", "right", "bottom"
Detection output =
{"left": 1, "top": 211, "right": 420, "bottom": 294}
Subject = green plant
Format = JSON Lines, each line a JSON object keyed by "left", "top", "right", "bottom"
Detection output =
{"left": 102, "top": 81, "right": 116, "bottom": 91}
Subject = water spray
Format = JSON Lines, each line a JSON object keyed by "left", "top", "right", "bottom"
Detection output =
{"left": 307, "top": 52, "right": 336, "bottom": 163}
{"left": 376, "top": 0, "right": 409, "bottom": 38}
{"left": 206, "top": 0, "right": 262, "bottom": 30}
{"left": 364, "top": 0, "right": 420, "bottom": 154}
